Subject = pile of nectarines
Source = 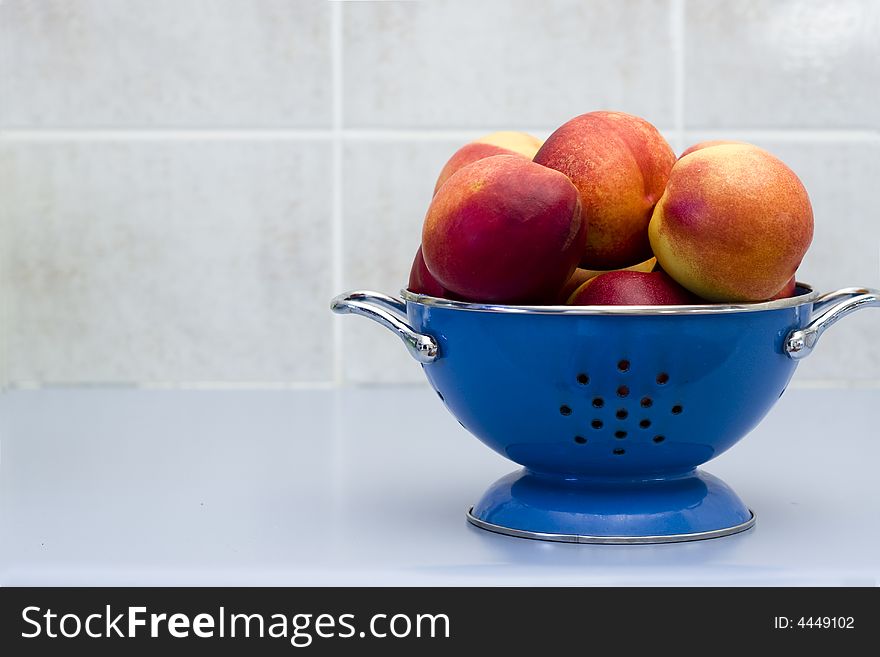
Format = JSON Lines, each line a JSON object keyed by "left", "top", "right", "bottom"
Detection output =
{"left": 410, "top": 111, "right": 813, "bottom": 306}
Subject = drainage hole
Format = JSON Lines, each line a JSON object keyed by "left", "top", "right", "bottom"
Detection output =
{"left": 640, "top": 396, "right": 653, "bottom": 408}
{"left": 653, "top": 435, "right": 665, "bottom": 443}
{"left": 592, "top": 397, "right": 604, "bottom": 408}
{"left": 671, "top": 405, "right": 683, "bottom": 415}
{"left": 656, "top": 372, "right": 669, "bottom": 385}
{"left": 617, "top": 385, "right": 629, "bottom": 398}
{"left": 560, "top": 405, "right": 572, "bottom": 416}
{"left": 591, "top": 419, "right": 603, "bottom": 429}
{"left": 617, "top": 359, "right": 630, "bottom": 372}
{"left": 616, "top": 409, "right": 628, "bottom": 420}
{"left": 574, "top": 435, "right": 587, "bottom": 444}
{"left": 639, "top": 419, "right": 651, "bottom": 429}
{"left": 436, "top": 390, "right": 444, "bottom": 401}
{"left": 613, "top": 448, "right": 626, "bottom": 455}
{"left": 577, "top": 373, "right": 590, "bottom": 385}
{"left": 614, "top": 430, "right": 627, "bottom": 439}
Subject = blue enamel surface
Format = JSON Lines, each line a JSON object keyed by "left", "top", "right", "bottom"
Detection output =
{"left": 472, "top": 469, "right": 752, "bottom": 537}
{"left": 408, "top": 293, "right": 814, "bottom": 538}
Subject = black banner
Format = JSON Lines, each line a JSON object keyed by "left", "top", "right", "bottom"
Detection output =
{"left": 1, "top": 587, "right": 876, "bottom": 654}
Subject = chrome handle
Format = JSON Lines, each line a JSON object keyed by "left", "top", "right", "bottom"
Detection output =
{"left": 785, "top": 287, "right": 880, "bottom": 360}
{"left": 812, "top": 287, "right": 873, "bottom": 312}
{"left": 330, "top": 290, "right": 439, "bottom": 364}
{"left": 344, "top": 290, "right": 407, "bottom": 315}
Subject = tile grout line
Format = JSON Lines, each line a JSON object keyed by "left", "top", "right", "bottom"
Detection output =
{"left": 0, "top": 129, "right": 338, "bottom": 140}
{"left": 681, "top": 129, "right": 880, "bottom": 142}
{"left": 671, "top": 0, "right": 685, "bottom": 152}
{"left": 331, "top": 0, "right": 344, "bottom": 388}
{"left": 2, "top": 127, "right": 877, "bottom": 142}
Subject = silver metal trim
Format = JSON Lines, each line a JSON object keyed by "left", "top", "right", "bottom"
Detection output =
{"left": 330, "top": 291, "right": 439, "bottom": 363}
{"left": 466, "top": 507, "right": 756, "bottom": 545}
{"left": 402, "top": 284, "right": 818, "bottom": 315}
{"left": 813, "top": 287, "right": 875, "bottom": 311}
{"left": 785, "top": 287, "right": 880, "bottom": 360}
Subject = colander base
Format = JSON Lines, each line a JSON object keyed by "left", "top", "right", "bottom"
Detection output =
{"left": 468, "top": 468, "right": 755, "bottom": 545}
{"left": 466, "top": 507, "right": 755, "bottom": 544}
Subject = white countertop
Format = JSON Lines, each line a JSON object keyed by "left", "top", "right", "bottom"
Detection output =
{"left": 1, "top": 386, "right": 877, "bottom": 586}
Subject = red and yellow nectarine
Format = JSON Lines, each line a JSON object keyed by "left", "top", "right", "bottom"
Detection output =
{"left": 433, "top": 131, "right": 543, "bottom": 195}
{"left": 555, "top": 257, "right": 657, "bottom": 303}
{"left": 679, "top": 140, "right": 750, "bottom": 159}
{"left": 534, "top": 111, "right": 676, "bottom": 269}
{"left": 422, "top": 155, "right": 585, "bottom": 304}
{"left": 648, "top": 143, "right": 813, "bottom": 302}
{"left": 567, "top": 270, "right": 700, "bottom": 306}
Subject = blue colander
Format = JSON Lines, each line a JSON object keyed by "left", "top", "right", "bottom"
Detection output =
{"left": 331, "top": 285, "right": 879, "bottom": 544}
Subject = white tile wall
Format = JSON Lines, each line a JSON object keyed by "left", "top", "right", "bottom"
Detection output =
{"left": 343, "top": 0, "right": 675, "bottom": 130}
{"left": 0, "top": 0, "right": 878, "bottom": 386}
{"left": 0, "top": 140, "right": 334, "bottom": 383}
{"left": 685, "top": 0, "right": 880, "bottom": 129}
{"left": 0, "top": 0, "right": 331, "bottom": 128}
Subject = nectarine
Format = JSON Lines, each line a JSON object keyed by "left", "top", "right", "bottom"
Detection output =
{"left": 769, "top": 275, "right": 797, "bottom": 301}
{"left": 679, "top": 140, "right": 750, "bottom": 159}
{"left": 422, "top": 155, "right": 585, "bottom": 304}
{"left": 408, "top": 246, "right": 451, "bottom": 298}
{"left": 555, "top": 257, "right": 657, "bottom": 303}
{"left": 534, "top": 111, "right": 676, "bottom": 269}
{"left": 648, "top": 143, "right": 813, "bottom": 302}
{"left": 567, "top": 270, "right": 700, "bottom": 306}
{"left": 434, "top": 131, "right": 542, "bottom": 195}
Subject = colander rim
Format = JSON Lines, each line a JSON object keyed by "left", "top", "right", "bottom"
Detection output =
{"left": 402, "top": 282, "right": 819, "bottom": 315}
